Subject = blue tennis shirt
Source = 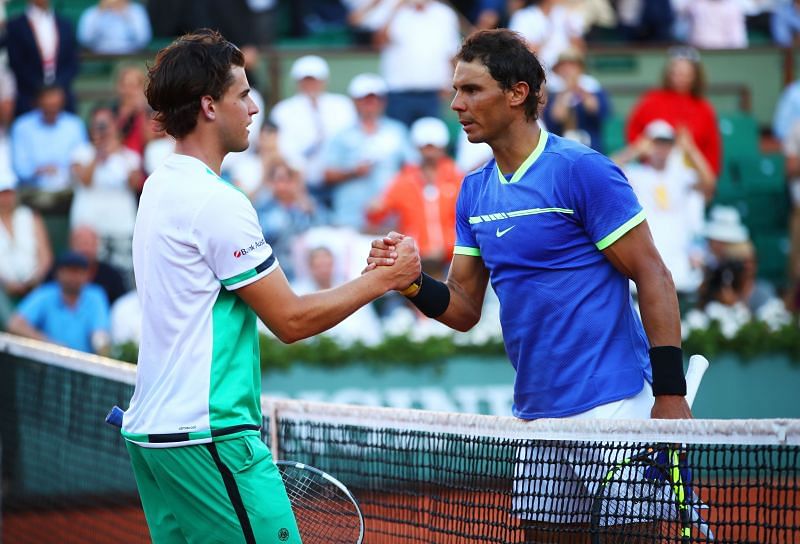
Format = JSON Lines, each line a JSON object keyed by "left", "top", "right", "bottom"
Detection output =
{"left": 454, "top": 132, "right": 651, "bottom": 419}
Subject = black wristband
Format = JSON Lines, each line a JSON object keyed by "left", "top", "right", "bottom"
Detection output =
{"left": 408, "top": 272, "right": 451, "bottom": 318}
{"left": 649, "top": 346, "right": 686, "bottom": 396}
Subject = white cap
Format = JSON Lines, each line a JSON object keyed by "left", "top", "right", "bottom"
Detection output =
{"left": 410, "top": 117, "right": 450, "bottom": 148}
{"left": 644, "top": 119, "right": 675, "bottom": 141}
{"left": 704, "top": 205, "right": 750, "bottom": 243}
{"left": 347, "top": 73, "right": 387, "bottom": 99}
{"left": 0, "top": 176, "right": 16, "bottom": 192}
{"left": 290, "top": 55, "right": 329, "bottom": 81}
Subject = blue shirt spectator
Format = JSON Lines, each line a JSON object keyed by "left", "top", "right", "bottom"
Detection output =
{"left": 773, "top": 79, "right": 800, "bottom": 142}
{"left": 8, "top": 251, "right": 110, "bottom": 354}
{"left": 10, "top": 85, "right": 87, "bottom": 191}
{"left": 77, "top": 0, "right": 152, "bottom": 54}
{"left": 771, "top": 0, "right": 800, "bottom": 47}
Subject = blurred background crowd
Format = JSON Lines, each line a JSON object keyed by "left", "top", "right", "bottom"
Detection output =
{"left": 0, "top": 0, "right": 799, "bottom": 356}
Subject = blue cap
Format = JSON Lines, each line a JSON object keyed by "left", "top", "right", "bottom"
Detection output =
{"left": 56, "top": 250, "right": 89, "bottom": 269}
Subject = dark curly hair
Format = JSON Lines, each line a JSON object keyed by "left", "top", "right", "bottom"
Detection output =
{"left": 145, "top": 29, "right": 245, "bottom": 139}
{"left": 455, "top": 29, "right": 546, "bottom": 121}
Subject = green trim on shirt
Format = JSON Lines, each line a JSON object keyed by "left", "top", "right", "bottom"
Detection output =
{"left": 595, "top": 210, "right": 646, "bottom": 250}
{"left": 495, "top": 131, "right": 549, "bottom": 185}
{"left": 454, "top": 246, "right": 481, "bottom": 257}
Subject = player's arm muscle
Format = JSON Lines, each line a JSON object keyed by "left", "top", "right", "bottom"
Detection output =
{"left": 436, "top": 253, "right": 490, "bottom": 332}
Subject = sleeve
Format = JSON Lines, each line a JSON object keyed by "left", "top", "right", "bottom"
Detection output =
{"left": 76, "top": 8, "right": 97, "bottom": 49}
{"left": 16, "top": 288, "right": 46, "bottom": 328}
{"left": 193, "top": 186, "right": 279, "bottom": 291}
{"left": 10, "top": 121, "right": 36, "bottom": 181}
{"left": 130, "top": 4, "right": 153, "bottom": 50}
{"left": 453, "top": 180, "right": 480, "bottom": 257}
{"left": 568, "top": 153, "right": 644, "bottom": 251}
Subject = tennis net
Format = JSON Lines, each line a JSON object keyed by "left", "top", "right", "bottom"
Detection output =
{"left": 2, "top": 333, "right": 799, "bottom": 543}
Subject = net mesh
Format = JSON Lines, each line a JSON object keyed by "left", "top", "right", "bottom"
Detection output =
{"left": 2, "top": 333, "right": 799, "bottom": 544}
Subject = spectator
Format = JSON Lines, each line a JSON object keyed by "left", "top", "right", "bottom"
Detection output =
{"left": 253, "top": 158, "right": 326, "bottom": 281}
{"left": 471, "top": 0, "right": 507, "bottom": 29}
{"left": 509, "top": 0, "right": 586, "bottom": 72}
{"left": 612, "top": 119, "right": 715, "bottom": 296}
{"left": 10, "top": 84, "right": 87, "bottom": 212}
{"left": 112, "top": 65, "right": 154, "bottom": 157}
{"left": 7, "top": 250, "right": 110, "bottom": 355}
{"left": 0, "top": 54, "right": 14, "bottom": 133}
{"left": 324, "top": 73, "right": 413, "bottom": 230}
{"left": 366, "top": 116, "right": 462, "bottom": 277}
{"left": 343, "top": 0, "right": 401, "bottom": 43}
{"left": 374, "top": 0, "right": 461, "bottom": 126}
{"left": 563, "top": 0, "right": 616, "bottom": 40}
{"left": 773, "top": 77, "right": 800, "bottom": 143}
{"left": 674, "top": 0, "right": 748, "bottom": 49}
{"left": 703, "top": 205, "right": 750, "bottom": 266}
{"left": 0, "top": 175, "right": 53, "bottom": 329}
{"left": 70, "top": 106, "right": 141, "bottom": 273}
{"left": 771, "top": 0, "right": 800, "bottom": 47}
{"left": 77, "top": 0, "right": 152, "bottom": 55}
{"left": 541, "top": 47, "right": 610, "bottom": 153}
{"left": 6, "top": 0, "right": 79, "bottom": 117}
{"left": 616, "top": 0, "right": 674, "bottom": 43}
{"left": 65, "top": 224, "right": 128, "bottom": 305}
{"left": 291, "top": 245, "right": 384, "bottom": 345}
{"left": 269, "top": 55, "right": 356, "bottom": 202}
{"left": 783, "top": 120, "right": 800, "bottom": 310}
{"left": 110, "top": 288, "right": 141, "bottom": 346}
{"left": 626, "top": 46, "right": 721, "bottom": 176}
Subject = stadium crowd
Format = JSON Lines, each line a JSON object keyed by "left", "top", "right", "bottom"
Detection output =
{"left": 0, "top": 0, "right": 797, "bottom": 355}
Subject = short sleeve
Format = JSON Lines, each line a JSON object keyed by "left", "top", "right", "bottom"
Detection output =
{"left": 16, "top": 287, "right": 48, "bottom": 327}
{"left": 453, "top": 181, "right": 480, "bottom": 257}
{"left": 568, "top": 153, "right": 644, "bottom": 251}
{"left": 193, "top": 185, "right": 278, "bottom": 290}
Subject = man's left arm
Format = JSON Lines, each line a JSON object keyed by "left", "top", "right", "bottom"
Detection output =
{"left": 602, "top": 220, "right": 692, "bottom": 420}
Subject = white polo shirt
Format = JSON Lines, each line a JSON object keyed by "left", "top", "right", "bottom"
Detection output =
{"left": 122, "top": 153, "right": 278, "bottom": 448}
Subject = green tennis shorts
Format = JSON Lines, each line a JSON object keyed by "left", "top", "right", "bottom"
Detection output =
{"left": 126, "top": 435, "right": 301, "bottom": 543}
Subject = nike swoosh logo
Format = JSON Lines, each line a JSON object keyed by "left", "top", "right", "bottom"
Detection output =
{"left": 496, "top": 225, "right": 515, "bottom": 237}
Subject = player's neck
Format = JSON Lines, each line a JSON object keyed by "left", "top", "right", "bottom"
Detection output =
{"left": 491, "top": 122, "right": 542, "bottom": 176}
{"left": 174, "top": 133, "right": 225, "bottom": 176}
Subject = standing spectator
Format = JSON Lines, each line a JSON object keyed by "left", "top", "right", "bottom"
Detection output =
{"left": 771, "top": 0, "right": 800, "bottom": 47}
{"left": 612, "top": 119, "right": 715, "bottom": 296}
{"left": 7, "top": 250, "right": 110, "bottom": 355}
{"left": 112, "top": 65, "right": 154, "bottom": 157}
{"left": 366, "top": 116, "right": 462, "bottom": 277}
{"left": 70, "top": 106, "right": 141, "bottom": 274}
{"left": 783, "top": 120, "right": 800, "bottom": 310}
{"left": 616, "top": 0, "right": 674, "bottom": 42}
{"left": 253, "top": 158, "right": 326, "bottom": 281}
{"left": 344, "top": 0, "right": 401, "bottom": 43}
{"left": 674, "top": 0, "right": 748, "bottom": 49}
{"left": 269, "top": 55, "right": 356, "bottom": 202}
{"left": 509, "top": 0, "right": 586, "bottom": 72}
{"left": 77, "top": 0, "right": 152, "bottom": 55}
{"left": 541, "top": 47, "right": 610, "bottom": 153}
{"left": 6, "top": 0, "right": 79, "bottom": 117}
{"left": 626, "top": 46, "right": 721, "bottom": 176}
{"left": 66, "top": 224, "right": 128, "bottom": 305}
{"left": 0, "top": 175, "right": 53, "bottom": 329}
{"left": 10, "top": 84, "right": 87, "bottom": 211}
{"left": 375, "top": 0, "right": 461, "bottom": 126}
{"left": 773, "top": 77, "right": 800, "bottom": 143}
{"left": 324, "top": 73, "right": 413, "bottom": 230}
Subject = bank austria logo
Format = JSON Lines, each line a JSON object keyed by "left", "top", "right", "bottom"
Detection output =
{"left": 233, "top": 238, "right": 267, "bottom": 258}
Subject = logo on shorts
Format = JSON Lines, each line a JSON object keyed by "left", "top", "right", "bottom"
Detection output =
{"left": 278, "top": 528, "right": 290, "bottom": 541}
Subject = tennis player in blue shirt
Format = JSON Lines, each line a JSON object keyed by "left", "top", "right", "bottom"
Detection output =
{"left": 368, "top": 29, "right": 692, "bottom": 542}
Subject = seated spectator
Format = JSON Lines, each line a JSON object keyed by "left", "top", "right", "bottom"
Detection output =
{"left": 70, "top": 105, "right": 141, "bottom": 273}
{"left": 509, "top": 0, "right": 586, "bottom": 72}
{"left": 7, "top": 250, "right": 110, "bottom": 355}
{"left": 112, "top": 65, "right": 154, "bottom": 157}
{"left": 703, "top": 205, "right": 750, "bottom": 267}
{"left": 291, "top": 245, "right": 384, "bottom": 346}
{"left": 269, "top": 55, "right": 357, "bottom": 202}
{"left": 771, "top": 0, "right": 800, "bottom": 47}
{"left": 674, "top": 0, "right": 747, "bottom": 49}
{"left": 252, "top": 158, "right": 326, "bottom": 281}
{"left": 541, "top": 47, "right": 610, "bottom": 153}
{"left": 783, "top": 119, "right": 800, "bottom": 311}
{"left": 0, "top": 175, "right": 53, "bottom": 329}
{"left": 366, "top": 116, "right": 462, "bottom": 278}
{"left": 63, "top": 224, "right": 128, "bottom": 305}
{"left": 110, "top": 288, "right": 141, "bottom": 346}
{"left": 324, "top": 73, "right": 413, "bottom": 230}
{"left": 77, "top": 0, "right": 152, "bottom": 54}
{"left": 612, "top": 119, "right": 715, "bottom": 296}
{"left": 626, "top": 47, "right": 721, "bottom": 177}
{"left": 10, "top": 84, "right": 87, "bottom": 210}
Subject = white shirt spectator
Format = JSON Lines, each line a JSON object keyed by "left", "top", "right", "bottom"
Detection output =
{"left": 681, "top": 0, "right": 748, "bottom": 49}
{"left": 343, "top": 0, "right": 401, "bottom": 31}
{"left": 77, "top": 1, "right": 152, "bottom": 54}
{"left": 110, "top": 289, "right": 142, "bottom": 345}
{"left": 380, "top": 1, "right": 460, "bottom": 92}
{"left": 509, "top": 4, "right": 584, "bottom": 71}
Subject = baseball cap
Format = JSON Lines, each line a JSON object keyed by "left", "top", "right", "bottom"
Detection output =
{"left": 644, "top": 119, "right": 675, "bottom": 141}
{"left": 410, "top": 117, "right": 450, "bottom": 148}
{"left": 56, "top": 250, "right": 89, "bottom": 269}
{"left": 290, "top": 55, "right": 329, "bottom": 81}
{"left": 347, "top": 73, "right": 387, "bottom": 99}
{"left": 704, "top": 206, "right": 750, "bottom": 244}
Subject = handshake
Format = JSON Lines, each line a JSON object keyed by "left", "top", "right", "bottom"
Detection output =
{"left": 363, "top": 231, "right": 422, "bottom": 295}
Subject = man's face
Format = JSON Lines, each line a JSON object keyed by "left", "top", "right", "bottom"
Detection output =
{"left": 450, "top": 60, "right": 513, "bottom": 144}
{"left": 39, "top": 89, "right": 65, "bottom": 124}
{"left": 57, "top": 266, "right": 88, "bottom": 296}
{"left": 216, "top": 66, "right": 259, "bottom": 154}
{"left": 354, "top": 94, "right": 385, "bottom": 120}
{"left": 297, "top": 77, "right": 326, "bottom": 98}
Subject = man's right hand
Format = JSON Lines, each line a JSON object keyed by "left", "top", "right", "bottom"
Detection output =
{"left": 365, "top": 232, "right": 422, "bottom": 292}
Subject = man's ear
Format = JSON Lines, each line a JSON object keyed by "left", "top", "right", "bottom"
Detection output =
{"left": 200, "top": 95, "right": 216, "bottom": 121}
{"left": 507, "top": 81, "right": 530, "bottom": 110}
